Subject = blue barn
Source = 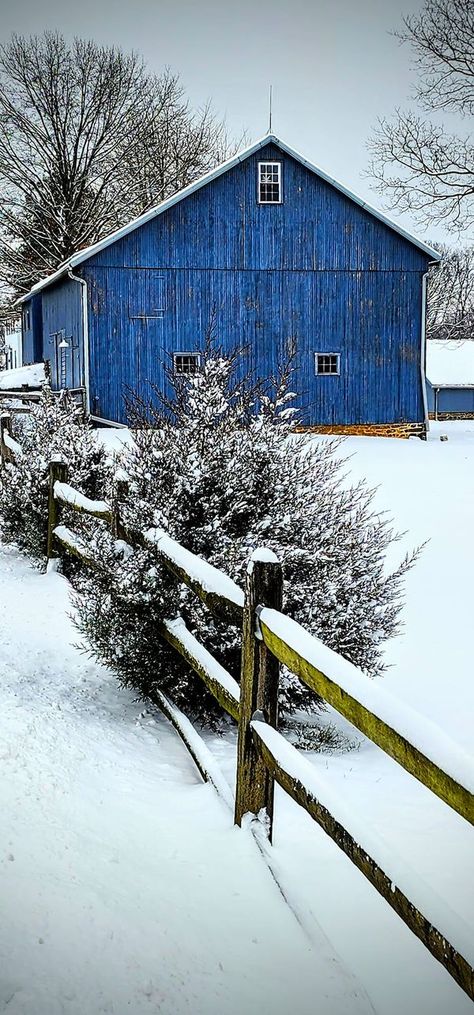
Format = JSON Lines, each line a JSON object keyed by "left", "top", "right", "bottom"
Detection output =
{"left": 18, "top": 135, "right": 440, "bottom": 435}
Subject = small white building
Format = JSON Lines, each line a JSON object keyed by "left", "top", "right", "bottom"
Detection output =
{"left": 0, "top": 315, "right": 22, "bottom": 371}
{"left": 426, "top": 340, "right": 474, "bottom": 419}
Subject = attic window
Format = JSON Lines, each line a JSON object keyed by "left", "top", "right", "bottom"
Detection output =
{"left": 258, "top": 162, "right": 282, "bottom": 204}
{"left": 173, "top": 352, "right": 201, "bottom": 375}
{"left": 315, "top": 353, "right": 340, "bottom": 375}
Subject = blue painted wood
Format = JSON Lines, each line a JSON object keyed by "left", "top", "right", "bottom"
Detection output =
{"left": 29, "top": 141, "right": 432, "bottom": 425}
{"left": 41, "top": 278, "right": 84, "bottom": 389}
{"left": 426, "top": 380, "right": 434, "bottom": 414}
{"left": 21, "top": 294, "right": 43, "bottom": 364}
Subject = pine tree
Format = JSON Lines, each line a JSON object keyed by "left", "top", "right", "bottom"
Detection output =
{"left": 73, "top": 348, "right": 418, "bottom": 732}
{"left": 0, "top": 387, "right": 106, "bottom": 562}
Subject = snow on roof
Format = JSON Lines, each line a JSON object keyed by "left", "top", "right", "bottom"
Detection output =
{"left": 426, "top": 340, "right": 474, "bottom": 388}
{"left": 0, "top": 362, "right": 45, "bottom": 389}
{"left": 18, "top": 133, "right": 441, "bottom": 305}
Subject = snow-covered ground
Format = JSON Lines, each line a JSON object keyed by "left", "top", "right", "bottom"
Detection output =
{"left": 0, "top": 547, "right": 374, "bottom": 1015}
{"left": 0, "top": 362, "right": 45, "bottom": 390}
{"left": 1, "top": 421, "right": 473, "bottom": 1013}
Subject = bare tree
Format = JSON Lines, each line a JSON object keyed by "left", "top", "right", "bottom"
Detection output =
{"left": 119, "top": 79, "right": 235, "bottom": 213}
{"left": 368, "top": 0, "right": 474, "bottom": 231}
{"left": 0, "top": 33, "right": 234, "bottom": 299}
{"left": 427, "top": 244, "right": 474, "bottom": 339}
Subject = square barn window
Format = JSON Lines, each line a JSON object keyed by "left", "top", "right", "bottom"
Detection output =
{"left": 173, "top": 352, "right": 201, "bottom": 375}
{"left": 258, "top": 162, "right": 282, "bottom": 204}
{"left": 315, "top": 353, "right": 340, "bottom": 375}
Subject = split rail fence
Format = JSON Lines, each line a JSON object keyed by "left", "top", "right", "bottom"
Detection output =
{"left": 1, "top": 408, "right": 473, "bottom": 1002}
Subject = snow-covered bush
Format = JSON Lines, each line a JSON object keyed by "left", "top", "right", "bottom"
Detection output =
{"left": 73, "top": 347, "right": 418, "bottom": 729}
{"left": 0, "top": 387, "right": 106, "bottom": 562}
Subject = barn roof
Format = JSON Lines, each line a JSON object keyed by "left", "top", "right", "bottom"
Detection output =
{"left": 426, "top": 340, "right": 474, "bottom": 388}
{"left": 18, "top": 134, "right": 441, "bottom": 304}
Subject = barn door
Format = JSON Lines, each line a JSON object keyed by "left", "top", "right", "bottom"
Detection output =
{"left": 128, "top": 271, "right": 166, "bottom": 401}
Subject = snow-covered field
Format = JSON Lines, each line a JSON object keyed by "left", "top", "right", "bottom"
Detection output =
{"left": 1, "top": 421, "right": 473, "bottom": 1014}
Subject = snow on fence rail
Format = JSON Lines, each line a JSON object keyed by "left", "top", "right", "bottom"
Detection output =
{"left": 53, "top": 480, "right": 112, "bottom": 522}
{"left": 258, "top": 608, "right": 474, "bottom": 818}
{"left": 145, "top": 527, "right": 244, "bottom": 625}
{"left": 3, "top": 430, "right": 23, "bottom": 458}
{"left": 1, "top": 436, "right": 473, "bottom": 1002}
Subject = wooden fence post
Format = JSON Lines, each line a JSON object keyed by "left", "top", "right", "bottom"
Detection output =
{"left": 111, "top": 471, "right": 129, "bottom": 540}
{"left": 0, "top": 412, "right": 12, "bottom": 466}
{"left": 47, "top": 455, "right": 68, "bottom": 560}
{"left": 234, "top": 549, "right": 283, "bottom": 841}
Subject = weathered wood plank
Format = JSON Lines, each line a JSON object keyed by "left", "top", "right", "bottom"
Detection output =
{"left": 0, "top": 390, "right": 42, "bottom": 402}
{"left": 53, "top": 524, "right": 97, "bottom": 566}
{"left": 111, "top": 472, "right": 130, "bottom": 540}
{"left": 258, "top": 609, "right": 474, "bottom": 826}
{"left": 234, "top": 552, "right": 282, "bottom": 838}
{"left": 251, "top": 718, "right": 474, "bottom": 1003}
{"left": 160, "top": 618, "right": 240, "bottom": 722}
{"left": 0, "top": 412, "right": 13, "bottom": 465}
{"left": 0, "top": 404, "right": 32, "bottom": 414}
{"left": 153, "top": 688, "right": 234, "bottom": 807}
{"left": 53, "top": 480, "right": 112, "bottom": 522}
{"left": 3, "top": 432, "right": 23, "bottom": 457}
{"left": 47, "top": 458, "right": 68, "bottom": 559}
{"left": 144, "top": 527, "right": 244, "bottom": 626}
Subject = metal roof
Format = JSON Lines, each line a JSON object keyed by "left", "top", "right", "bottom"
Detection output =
{"left": 18, "top": 134, "right": 441, "bottom": 304}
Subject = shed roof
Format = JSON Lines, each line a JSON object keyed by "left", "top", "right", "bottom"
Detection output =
{"left": 18, "top": 133, "right": 441, "bottom": 304}
{"left": 426, "top": 340, "right": 474, "bottom": 388}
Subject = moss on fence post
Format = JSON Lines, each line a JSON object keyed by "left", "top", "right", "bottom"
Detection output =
{"left": 234, "top": 550, "right": 283, "bottom": 841}
{"left": 47, "top": 456, "right": 68, "bottom": 561}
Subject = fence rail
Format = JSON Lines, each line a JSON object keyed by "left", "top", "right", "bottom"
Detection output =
{"left": 0, "top": 385, "right": 86, "bottom": 405}
{"left": 1, "top": 429, "right": 473, "bottom": 1001}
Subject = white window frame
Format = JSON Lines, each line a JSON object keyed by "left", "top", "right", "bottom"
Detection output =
{"left": 258, "top": 161, "right": 282, "bottom": 204}
{"left": 314, "top": 352, "right": 341, "bottom": 376}
{"left": 173, "top": 352, "right": 201, "bottom": 375}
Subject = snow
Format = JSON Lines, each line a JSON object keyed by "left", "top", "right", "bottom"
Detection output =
{"left": 164, "top": 617, "right": 240, "bottom": 706}
{"left": 53, "top": 480, "right": 110, "bottom": 517}
{"left": 250, "top": 546, "right": 280, "bottom": 564}
{"left": 426, "top": 340, "right": 474, "bottom": 387}
{"left": 97, "top": 427, "right": 134, "bottom": 447}
{"left": 205, "top": 420, "right": 474, "bottom": 1015}
{"left": 1, "top": 421, "right": 473, "bottom": 1013}
{"left": 0, "top": 545, "right": 373, "bottom": 1015}
{"left": 113, "top": 466, "right": 129, "bottom": 483}
{"left": 3, "top": 432, "right": 23, "bottom": 457}
{"left": 251, "top": 718, "right": 474, "bottom": 968}
{"left": 53, "top": 524, "right": 90, "bottom": 559}
{"left": 153, "top": 687, "right": 235, "bottom": 808}
{"left": 0, "top": 363, "right": 45, "bottom": 390}
{"left": 145, "top": 526, "right": 245, "bottom": 610}
{"left": 259, "top": 606, "right": 474, "bottom": 795}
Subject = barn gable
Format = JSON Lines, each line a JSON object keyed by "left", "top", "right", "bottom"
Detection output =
{"left": 82, "top": 142, "right": 431, "bottom": 276}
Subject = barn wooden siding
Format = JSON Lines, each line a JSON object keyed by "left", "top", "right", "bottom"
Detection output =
{"left": 40, "top": 277, "right": 84, "bottom": 390}
{"left": 21, "top": 294, "right": 42, "bottom": 364}
{"left": 31, "top": 143, "right": 432, "bottom": 426}
{"left": 21, "top": 280, "right": 83, "bottom": 390}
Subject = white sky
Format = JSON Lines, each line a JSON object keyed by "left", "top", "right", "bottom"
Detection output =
{"left": 0, "top": 0, "right": 469, "bottom": 247}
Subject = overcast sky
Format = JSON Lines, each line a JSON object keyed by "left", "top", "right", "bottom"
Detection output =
{"left": 0, "top": 0, "right": 466, "bottom": 246}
